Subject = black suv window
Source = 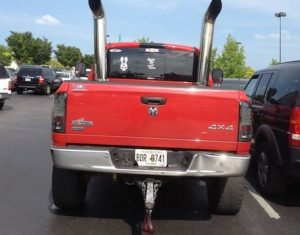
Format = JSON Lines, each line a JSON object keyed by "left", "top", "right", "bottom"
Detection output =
{"left": 0, "top": 65, "right": 8, "bottom": 78}
{"left": 44, "top": 68, "right": 52, "bottom": 77}
{"left": 245, "top": 74, "right": 259, "bottom": 97}
{"left": 253, "top": 73, "right": 272, "bottom": 105}
{"left": 18, "top": 68, "right": 42, "bottom": 76}
{"left": 267, "top": 71, "right": 300, "bottom": 107}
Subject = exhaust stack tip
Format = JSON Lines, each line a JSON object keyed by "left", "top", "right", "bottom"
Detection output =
{"left": 206, "top": 0, "right": 222, "bottom": 22}
{"left": 89, "top": 0, "right": 105, "bottom": 18}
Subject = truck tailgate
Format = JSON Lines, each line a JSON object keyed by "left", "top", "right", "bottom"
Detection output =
{"left": 65, "top": 82, "right": 241, "bottom": 151}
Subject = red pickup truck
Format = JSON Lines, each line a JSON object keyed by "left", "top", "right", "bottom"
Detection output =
{"left": 51, "top": 0, "right": 251, "bottom": 232}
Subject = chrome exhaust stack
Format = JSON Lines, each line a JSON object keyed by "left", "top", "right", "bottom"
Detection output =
{"left": 197, "top": 0, "right": 222, "bottom": 86}
{"left": 89, "top": 0, "right": 107, "bottom": 81}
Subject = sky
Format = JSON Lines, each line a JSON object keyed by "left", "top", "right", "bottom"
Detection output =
{"left": 0, "top": 0, "right": 300, "bottom": 70}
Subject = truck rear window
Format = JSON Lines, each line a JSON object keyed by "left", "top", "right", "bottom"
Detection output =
{"left": 107, "top": 48, "right": 196, "bottom": 82}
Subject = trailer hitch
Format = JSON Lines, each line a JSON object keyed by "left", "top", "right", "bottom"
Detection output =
{"left": 138, "top": 179, "right": 162, "bottom": 234}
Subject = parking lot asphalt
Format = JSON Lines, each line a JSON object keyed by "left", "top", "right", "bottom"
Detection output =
{"left": 1, "top": 93, "right": 300, "bottom": 235}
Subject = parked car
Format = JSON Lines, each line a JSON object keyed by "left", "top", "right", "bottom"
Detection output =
{"left": 16, "top": 65, "right": 63, "bottom": 95}
{"left": 215, "top": 78, "right": 249, "bottom": 90}
{"left": 56, "top": 71, "right": 73, "bottom": 81}
{"left": 0, "top": 65, "right": 11, "bottom": 110}
{"left": 245, "top": 61, "right": 300, "bottom": 196}
{"left": 70, "top": 74, "right": 88, "bottom": 81}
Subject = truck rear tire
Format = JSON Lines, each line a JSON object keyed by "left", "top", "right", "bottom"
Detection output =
{"left": 0, "top": 101, "right": 4, "bottom": 110}
{"left": 206, "top": 177, "right": 244, "bottom": 215}
{"left": 52, "top": 166, "right": 88, "bottom": 209}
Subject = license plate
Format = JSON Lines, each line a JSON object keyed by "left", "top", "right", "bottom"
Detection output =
{"left": 135, "top": 149, "right": 167, "bottom": 167}
{"left": 25, "top": 78, "right": 31, "bottom": 82}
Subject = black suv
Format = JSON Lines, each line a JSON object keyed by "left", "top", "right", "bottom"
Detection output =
{"left": 245, "top": 61, "right": 300, "bottom": 196}
{"left": 16, "top": 65, "right": 62, "bottom": 95}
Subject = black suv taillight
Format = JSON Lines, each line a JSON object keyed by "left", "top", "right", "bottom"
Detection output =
{"left": 239, "top": 101, "right": 252, "bottom": 142}
{"left": 52, "top": 92, "right": 67, "bottom": 133}
{"left": 39, "top": 76, "right": 45, "bottom": 84}
{"left": 289, "top": 107, "right": 300, "bottom": 147}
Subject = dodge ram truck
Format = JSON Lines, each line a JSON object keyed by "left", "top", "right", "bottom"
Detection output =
{"left": 50, "top": 0, "right": 251, "bottom": 233}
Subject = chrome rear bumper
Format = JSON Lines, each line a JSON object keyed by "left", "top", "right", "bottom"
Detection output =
{"left": 0, "top": 93, "right": 11, "bottom": 100}
{"left": 51, "top": 146, "right": 250, "bottom": 177}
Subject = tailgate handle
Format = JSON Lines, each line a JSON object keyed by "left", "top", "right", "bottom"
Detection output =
{"left": 141, "top": 97, "right": 167, "bottom": 105}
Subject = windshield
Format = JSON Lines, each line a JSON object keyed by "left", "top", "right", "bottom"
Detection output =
{"left": 0, "top": 66, "right": 8, "bottom": 78}
{"left": 107, "top": 48, "right": 196, "bottom": 82}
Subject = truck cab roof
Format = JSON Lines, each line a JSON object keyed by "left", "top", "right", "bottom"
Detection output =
{"left": 107, "top": 42, "right": 198, "bottom": 54}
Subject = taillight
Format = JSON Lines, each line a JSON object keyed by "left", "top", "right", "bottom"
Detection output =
{"left": 39, "top": 76, "right": 45, "bottom": 84}
{"left": 239, "top": 101, "right": 252, "bottom": 142}
{"left": 8, "top": 80, "right": 12, "bottom": 91}
{"left": 289, "top": 107, "right": 300, "bottom": 147}
{"left": 52, "top": 93, "right": 67, "bottom": 133}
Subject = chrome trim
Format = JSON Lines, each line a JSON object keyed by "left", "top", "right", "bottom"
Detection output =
{"left": 197, "top": 0, "right": 222, "bottom": 86}
{"left": 89, "top": 0, "right": 107, "bottom": 81}
{"left": 51, "top": 146, "right": 250, "bottom": 177}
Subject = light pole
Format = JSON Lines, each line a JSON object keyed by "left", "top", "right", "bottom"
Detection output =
{"left": 275, "top": 12, "right": 286, "bottom": 63}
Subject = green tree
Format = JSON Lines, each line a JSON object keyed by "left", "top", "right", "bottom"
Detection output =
{"left": 216, "top": 34, "right": 247, "bottom": 78}
{"left": 0, "top": 45, "right": 13, "bottom": 65}
{"left": 271, "top": 59, "right": 279, "bottom": 65}
{"left": 54, "top": 44, "right": 82, "bottom": 67}
{"left": 245, "top": 66, "right": 255, "bottom": 79}
{"left": 136, "top": 37, "right": 150, "bottom": 43}
{"left": 6, "top": 31, "right": 52, "bottom": 64}
{"left": 32, "top": 38, "right": 52, "bottom": 64}
{"left": 82, "top": 54, "right": 94, "bottom": 68}
{"left": 47, "top": 59, "right": 64, "bottom": 69}
{"left": 210, "top": 47, "right": 218, "bottom": 70}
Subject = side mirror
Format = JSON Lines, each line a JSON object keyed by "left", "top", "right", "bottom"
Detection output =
{"left": 212, "top": 69, "right": 224, "bottom": 83}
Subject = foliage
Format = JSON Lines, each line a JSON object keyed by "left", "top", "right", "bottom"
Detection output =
{"left": 54, "top": 44, "right": 82, "bottom": 67}
{"left": 210, "top": 47, "right": 218, "bottom": 71}
{"left": 6, "top": 31, "right": 52, "bottom": 64}
{"left": 245, "top": 66, "right": 255, "bottom": 79}
{"left": 214, "top": 34, "right": 247, "bottom": 78}
{"left": 47, "top": 59, "right": 64, "bottom": 68}
{"left": 271, "top": 59, "right": 279, "bottom": 65}
{"left": 136, "top": 37, "right": 150, "bottom": 43}
{"left": 0, "top": 45, "right": 13, "bottom": 65}
{"left": 82, "top": 54, "right": 94, "bottom": 68}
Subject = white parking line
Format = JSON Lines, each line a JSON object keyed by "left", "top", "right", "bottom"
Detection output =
{"left": 246, "top": 181, "right": 281, "bottom": 220}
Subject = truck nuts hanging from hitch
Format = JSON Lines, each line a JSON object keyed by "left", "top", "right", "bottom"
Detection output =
{"left": 138, "top": 179, "right": 162, "bottom": 234}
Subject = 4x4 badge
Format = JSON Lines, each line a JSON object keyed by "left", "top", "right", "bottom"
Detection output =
{"left": 208, "top": 124, "right": 234, "bottom": 131}
{"left": 148, "top": 107, "right": 158, "bottom": 117}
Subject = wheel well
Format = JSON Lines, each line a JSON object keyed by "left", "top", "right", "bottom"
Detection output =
{"left": 254, "top": 125, "right": 282, "bottom": 165}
